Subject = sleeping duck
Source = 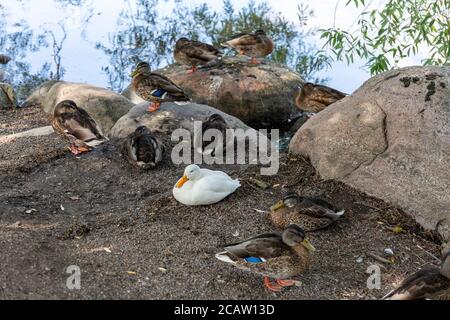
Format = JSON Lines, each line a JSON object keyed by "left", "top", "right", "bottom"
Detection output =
{"left": 221, "top": 29, "right": 274, "bottom": 64}
{"left": 130, "top": 61, "right": 190, "bottom": 112}
{"left": 173, "top": 164, "right": 240, "bottom": 206}
{"left": 174, "top": 38, "right": 222, "bottom": 73}
{"left": 269, "top": 193, "right": 345, "bottom": 232}
{"left": 52, "top": 100, "right": 107, "bottom": 155}
{"left": 123, "top": 126, "right": 165, "bottom": 170}
{"left": 194, "top": 113, "right": 228, "bottom": 155}
{"left": 216, "top": 224, "right": 315, "bottom": 292}
{"left": 295, "top": 82, "right": 347, "bottom": 113}
{"left": 383, "top": 251, "right": 450, "bottom": 300}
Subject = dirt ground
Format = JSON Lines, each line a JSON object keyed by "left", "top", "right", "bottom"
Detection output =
{"left": 0, "top": 106, "right": 444, "bottom": 300}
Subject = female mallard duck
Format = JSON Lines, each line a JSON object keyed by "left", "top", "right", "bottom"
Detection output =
{"left": 52, "top": 100, "right": 107, "bottom": 155}
{"left": 130, "top": 61, "right": 190, "bottom": 112}
{"left": 221, "top": 29, "right": 274, "bottom": 64}
{"left": 174, "top": 38, "right": 222, "bottom": 74}
{"left": 195, "top": 113, "right": 228, "bottom": 155}
{"left": 123, "top": 125, "right": 165, "bottom": 170}
{"left": 216, "top": 224, "right": 315, "bottom": 292}
{"left": 173, "top": 164, "right": 240, "bottom": 206}
{"left": 295, "top": 82, "right": 347, "bottom": 113}
{"left": 269, "top": 193, "right": 345, "bottom": 232}
{"left": 383, "top": 252, "right": 450, "bottom": 300}
{"left": 0, "top": 54, "right": 11, "bottom": 65}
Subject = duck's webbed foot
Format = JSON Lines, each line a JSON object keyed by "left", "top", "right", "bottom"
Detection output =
{"left": 250, "top": 57, "right": 261, "bottom": 64}
{"left": 147, "top": 102, "right": 161, "bottom": 112}
{"left": 263, "top": 277, "right": 283, "bottom": 292}
{"left": 187, "top": 66, "right": 197, "bottom": 74}
{"left": 69, "top": 145, "right": 90, "bottom": 155}
{"left": 276, "top": 279, "right": 299, "bottom": 287}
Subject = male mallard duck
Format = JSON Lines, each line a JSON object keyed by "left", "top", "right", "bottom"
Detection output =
{"left": 52, "top": 100, "right": 107, "bottom": 155}
{"left": 295, "top": 82, "right": 347, "bottom": 113}
{"left": 0, "top": 54, "right": 11, "bottom": 65}
{"left": 216, "top": 224, "right": 315, "bottom": 292}
{"left": 383, "top": 251, "right": 450, "bottom": 300}
{"left": 123, "top": 126, "right": 165, "bottom": 170}
{"left": 269, "top": 193, "right": 345, "bottom": 232}
{"left": 174, "top": 38, "right": 222, "bottom": 73}
{"left": 130, "top": 61, "right": 190, "bottom": 112}
{"left": 221, "top": 29, "right": 274, "bottom": 64}
{"left": 195, "top": 113, "right": 228, "bottom": 155}
{"left": 173, "top": 164, "right": 240, "bottom": 206}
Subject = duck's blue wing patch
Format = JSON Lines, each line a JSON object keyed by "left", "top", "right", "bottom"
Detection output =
{"left": 244, "top": 257, "right": 265, "bottom": 263}
{"left": 151, "top": 89, "right": 167, "bottom": 98}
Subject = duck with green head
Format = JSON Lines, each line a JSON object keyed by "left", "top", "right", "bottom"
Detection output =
{"left": 130, "top": 61, "right": 190, "bottom": 112}
{"left": 216, "top": 225, "right": 315, "bottom": 292}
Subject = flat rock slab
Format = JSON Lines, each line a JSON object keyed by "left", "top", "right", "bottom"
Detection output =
{"left": 122, "top": 57, "right": 303, "bottom": 129}
{"left": 290, "top": 66, "right": 450, "bottom": 242}
{"left": 23, "top": 81, "right": 134, "bottom": 135}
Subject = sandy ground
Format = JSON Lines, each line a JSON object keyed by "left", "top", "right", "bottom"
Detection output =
{"left": 0, "top": 106, "right": 444, "bottom": 300}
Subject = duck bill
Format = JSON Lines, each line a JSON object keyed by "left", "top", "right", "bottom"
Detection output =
{"left": 270, "top": 200, "right": 285, "bottom": 212}
{"left": 130, "top": 70, "right": 138, "bottom": 78}
{"left": 175, "top": 175, "right": 189, "bottom": 188}
{"left": 301, "top": 239, "right": 316, "bottom": 252}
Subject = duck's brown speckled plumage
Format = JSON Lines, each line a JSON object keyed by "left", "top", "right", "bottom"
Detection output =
{"left": 123, "top": 126, "right": 165, "bottom": 170}
{"left": 131, "top": 62, "right": 189, "bottom": 104}
{"left": 295, "top": 82, "right": 347, "bottom": 113}
{"left": 268, "top": 194, "right": 344, "bottom": 232}
{"left": 221, "top": 30, "right": 274, "bottom": 59}
{"left": 52, "top": 100, "right": 106, "bottom": 148}
{"left": 217, "top": 226, "right": 313, "bottom": 280}
{"left": 384, "top": 252, "right": 450, "bottom": 300}
{"left": 174, "top": 38, "right": 221, "bottom": 69}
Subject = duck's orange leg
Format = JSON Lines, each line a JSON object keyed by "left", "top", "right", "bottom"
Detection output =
{"left": 263, "top": 277, "right": 283, "bottom": 292}
{"left": 276, "top": 279, "right": 297, "bottom": 287}
{"left": 250, "top": 57, "right": 261, "bottom": 64}
{"left": 186, "top": 66, "right": 197, "bottom": 74}
{"left": 147, "top": 102, "right": 161, "bottom": 112}
{"left": 69, "top": 145, "right": 90, "bottom": 155}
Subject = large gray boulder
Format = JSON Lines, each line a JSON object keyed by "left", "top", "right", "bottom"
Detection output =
{"left": 289, "top": 66, "right": 450, "bottom": 241}
{"left": 0, "top": 83, "right": 17, "bottom": 109}
{"left": 111, "top": 101, "right": 260, "bottom": 138}
{"left": 122, "top": 57, "right": 303, "bottom": 129}
{"left": 23, "top": 81, "right": 134, "bottom": 135}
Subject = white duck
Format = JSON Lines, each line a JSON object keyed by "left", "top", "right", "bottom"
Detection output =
{"left": 173, "top": 164, "right": 240, "bottom": 206}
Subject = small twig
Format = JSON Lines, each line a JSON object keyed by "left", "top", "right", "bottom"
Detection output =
{"left": 416, "top": 245, "right": 441, "bottom": 263}
{"left": 367, "top": 252, "right": 392, "bottom": 264}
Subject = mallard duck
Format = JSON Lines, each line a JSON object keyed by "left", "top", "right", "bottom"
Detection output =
{"left": 195, "top": 113, "right": 228, "bottom": 155}
{"left": 123, "top": 125, "right": 165, "bottom": 170}
{"left": 174, "top": 38, "right": 222, "bottom": 73}
{"left": 269, "top": 193, "right": 345, "bottom": 232}
{"left": 295, "top": 83, "right": 347, "bottom": 113}
{"left": 52, "top": 100, "right": 107, "bottom": 155}
{"left": 130, "top": 61, "right": 190, "bottom": 112}
{"left": 173, "top": 164, "right": 240, "bottom": 206}
{"left": 0, "top": 54, "right": 11, "bottom": 65}
{"left": 221, "top": 29, "right": 274, "bottom": 64}
{"left": 383, "top": 252, "right": 450, "bottom": 300}
{"left": 216, "top": 224, "right": 315, "bottom": 292}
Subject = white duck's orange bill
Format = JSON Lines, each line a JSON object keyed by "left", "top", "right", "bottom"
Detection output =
{"left": 175, "top": 175, "right": 189, "bottom": 188}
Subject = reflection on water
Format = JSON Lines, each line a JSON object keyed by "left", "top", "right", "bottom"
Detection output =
{"left": 0, "top": 0, "right": 329, "bottom": 103}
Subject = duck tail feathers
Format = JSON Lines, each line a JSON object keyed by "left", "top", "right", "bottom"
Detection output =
{"left": 215, "top": 252, "right": 237, "bottom": 265}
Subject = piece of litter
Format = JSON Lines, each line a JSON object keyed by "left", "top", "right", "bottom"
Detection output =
{"left": 253, "top": 209, "right": 266, "bottom": 214}
{"left": 104, "top": 247, "right": 112, "bottom": 253}
{"left": 392, "top": 226, "right": 405, "bottom": 234}
{"left": 25, "top": 209, "right": 37, "bottom": 214}
{"left": 60, "top": 205, "right": 65, "bottom": 211}
{"left": 70, "top": 196, "right": 80, "bottom": 201}
{"left": 232, "top": 231, "right": 240, "bottom": 237}
{"left": 384, "top": 248, "right": 395, "bottom": 256}
{"left": 248, "top": 177, "right": 269, "bottom": 190}
{"left": 159, "top": 267, "right": 168, "bottom": 273}
{"left": 356, "top": 256, "right": 364, "bottom": 263}
{"left": 273, "top": 184, "right": 280, "bottom": 188}
{"left": 126, "top": 271, "right": 137, "bottom": 275}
